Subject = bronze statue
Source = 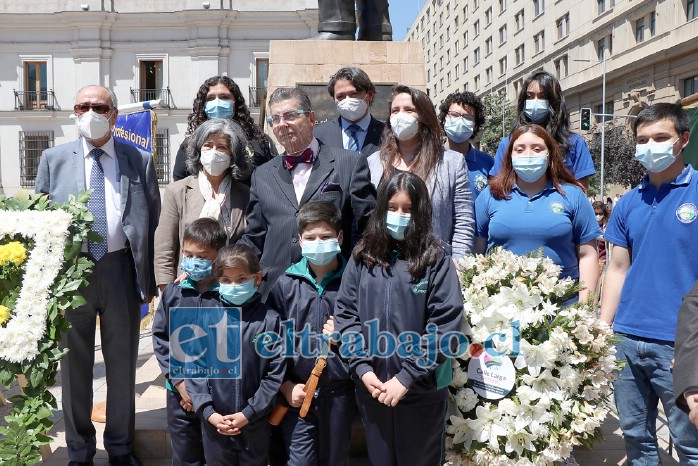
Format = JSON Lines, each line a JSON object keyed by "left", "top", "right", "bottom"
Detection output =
{"left": 313, "top": 0, "right": 392, "bottom": 41}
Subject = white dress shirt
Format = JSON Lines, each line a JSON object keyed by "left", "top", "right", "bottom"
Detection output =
{"left": 340, "top": 113, "right": 371, "bottom": 151}
{"left": 290, "top": 138, "right": 319, "bottom": 203}
{"left": 83, "top": 137, "right": 128, "bottom": 252}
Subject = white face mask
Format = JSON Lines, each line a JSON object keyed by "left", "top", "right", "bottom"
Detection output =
{"left": 77, "top": 110, "right": 112, "bottom": 141}
{"left": 337, "top": 96, "right": 369, "bottom": 122}
{"left": 390, "top": 113, "right": 419, "bottom": 141}
{"left": 200, "top": 149, "right": 231, "bottom": 177}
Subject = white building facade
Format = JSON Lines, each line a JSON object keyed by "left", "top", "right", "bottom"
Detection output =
{"left": 0, "top": 0, "right": 318, "bottom": 194}
{"left": 407, "top": 0, "right": 698, "bottom": 128}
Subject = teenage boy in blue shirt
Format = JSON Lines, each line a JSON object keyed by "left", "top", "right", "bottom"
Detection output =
{"left": 267, "top": 201, "right": 355, "bottom": 466}
{"left": 600, "top": 103, "right": 698, "bottom": 464}
{"left": 152, "top": 217, "right": 227, "bottom": 466}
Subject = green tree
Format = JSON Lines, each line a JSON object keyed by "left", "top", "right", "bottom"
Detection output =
{"left": 584, "top": 123, "right": 644, "bottom": 194}
{"left": 479, "top": 92, "right": 517, "bottom": 155}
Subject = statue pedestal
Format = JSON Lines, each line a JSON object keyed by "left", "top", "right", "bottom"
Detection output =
{"left": 266, "top": 40, "right": 426, "bottom": 128}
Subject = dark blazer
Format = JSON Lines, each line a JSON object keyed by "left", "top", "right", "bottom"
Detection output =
{"left": 239, "top": 141, "right": 376, "bottom": 298}
{"left": 313, "top": 115, "right": 385, "bottom": 157}
{"left": 674, "top": 278, "right": 698, "bottom": 412}
{"left": 35, "top": 138, "right": 161, "bottom": 299}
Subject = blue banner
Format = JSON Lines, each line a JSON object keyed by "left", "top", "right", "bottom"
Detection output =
{"left": 112, "top": 111, "right": 152, "bottom": 153}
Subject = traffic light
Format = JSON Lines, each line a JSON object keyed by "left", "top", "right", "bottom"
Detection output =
{"left": 580, "top": 108, "right": 591, "bottom": 131}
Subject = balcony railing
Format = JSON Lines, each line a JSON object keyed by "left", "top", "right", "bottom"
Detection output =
{"left": 14, "top": 90, "right": 56, "bottom": 111}
{"left": 248, "top": 87, "right": 267, "bottom": 108}
{"left": 130, "top": 87, "right": 172, "bottom": 108}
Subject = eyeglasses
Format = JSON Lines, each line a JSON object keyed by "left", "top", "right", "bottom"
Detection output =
{"left": 266, "top": 109, "right": 307, "bottom": 126}
{"left": 447, "top": 111, "right": 475, "bottom": 122}
{"left": 73, "top": 103, "right": 113, "bottom": 115}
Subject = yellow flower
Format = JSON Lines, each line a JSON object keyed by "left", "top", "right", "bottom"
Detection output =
{"left": 0, "top": 305, "right": 10, "bottom": 325}
{"left": 0, "top": 241, "right": 27, "bottom": 266}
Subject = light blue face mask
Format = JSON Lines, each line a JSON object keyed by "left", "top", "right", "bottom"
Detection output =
{"left": 444, "top": 117, "right": 475, "bottom": 143}
{"left": 523, "top": 99, "right": 550, "bottom": 124}
{"left": 512, "top": 155, "right": 549, "bottom": 183}
{"left": 180, "top": 257, "right": 213, "bottom": 282}
{"left": 219, "top": 279, "right": 257, "bottom": 306}
{"left": 301, "top": 238, "right": 341, "bottom": 266}
{"left": 386, "top": 211, "right": 411, "bottom": 241}
{"left": 634, "top": 138, "right": 679, "bottom": 173}
{"left": 205, "top": 98, "right": 235, "bottom": 120}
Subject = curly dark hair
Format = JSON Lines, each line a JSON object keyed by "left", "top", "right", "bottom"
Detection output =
{"left": 437, "top": 91, "right": 486, "bottom": 138}
{"left": 515, "top": 71, "right": 571, "bottom": 158}
{"left": 186, "top": 75, "right": 272, "bottom": 149}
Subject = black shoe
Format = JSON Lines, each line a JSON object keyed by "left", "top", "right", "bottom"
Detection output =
{"left": 108, "top": 454, "right": 143, "bottom": 466}
{"left": 68, "top": 462, "right": 94, "bottom": 466}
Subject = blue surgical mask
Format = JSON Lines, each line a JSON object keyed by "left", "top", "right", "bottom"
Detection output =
{"left": 444, "top": 117, "right": 475, "bottom": 143}
{"left": 205, "top": 98, "right": 235, "bottom": 120}
{"left": 301, "top": 238, "right": 341, "bottom": 266}
{"left": 512, "top": 155, "right": 548, "bottom": 183}
{"left": 181, "top": 257, "right": 213, "bottom": 282}
{"left": 634, "top": 139, "right": 679, "bottom": 173}
{"left": 386, "top": 211, "right": 411, "bottom": 241}
{"left": 524, "top": 99, "right": 550, "bottom": 124}
{"left": 220, "top": 279, "right": 257, "bottom": 306}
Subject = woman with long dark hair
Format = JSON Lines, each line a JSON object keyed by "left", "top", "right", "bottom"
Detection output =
{"left": 476, "top": 124, "right": 601, "bottom": 302}
{"left": 489, "top": 71, "right": 596, "bottom": 190}
{"left": 367, "top": 85, "right": 474, "bottom": 258}
{"left": 172, "top": 75, "right": 277, "bottom": 181}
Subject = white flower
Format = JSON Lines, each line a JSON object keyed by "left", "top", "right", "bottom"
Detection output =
{"left": 505, "top": 426, "right": 537, "bottom": 456}
{"left": 455, "top": 387, "right": 479, "bottom": 413}
{"left": 446, "top": 415, "right": 473, "bottom": 447}
{"left": 452, "top": 365, "right": 469, "bottom": 388}
{"left": 466, "top": 406, "right": 508, "bottom": 450}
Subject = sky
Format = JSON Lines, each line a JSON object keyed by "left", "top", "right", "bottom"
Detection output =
{"left": 390, "top": 0, "right": 426, "bottom": 41}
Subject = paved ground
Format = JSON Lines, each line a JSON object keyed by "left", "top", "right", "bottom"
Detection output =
{"left": 0, "top": 324, "right": 679, "bottom": 465}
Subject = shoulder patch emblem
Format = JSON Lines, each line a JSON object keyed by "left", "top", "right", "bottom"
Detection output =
{"left": 548, "top": 201, "right": 565, "bottom": 215}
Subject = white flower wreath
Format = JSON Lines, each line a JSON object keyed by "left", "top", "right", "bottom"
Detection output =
{"left": 0, "top": 210, "right": 72, "bottom": 363}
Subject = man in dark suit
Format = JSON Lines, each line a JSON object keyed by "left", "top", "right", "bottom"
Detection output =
{"left": 36, "top": 85, "right": 160, "bottom": 466}
{"left": 313, "top": 67, "right": 385, "bottom": 157}
{"left": 240, "top": 87, "right": 375, "bottom": 298}
{"left": 675, "top": 279, "right": 698, "bottom": 428}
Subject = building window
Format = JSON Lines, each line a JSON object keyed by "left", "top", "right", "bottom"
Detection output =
{"left": 23, "top": 61, "right": 49, "bottom": 110}
{"left": 597, "top": 35, "right": 612, "bottom": 59}
{"left": 499, "top": 25, "right": 507, "bottom": 44}
{"left": 464, "top": 57, "right": 469, "bottom": 71}
{"left": 464, "top": 82, "right": 469, "bottom": 92}
{"left": 486, "top": 7, "right": 493, "bottom": 25}
{"left": 455, "top": 40, "right": 460, "bottom": 54}
{"left": 515, "top": 10, "right": 525, "bottom": 31}
{"left": 499, "top": 0, "right": 507, "bottom": 13}
{"left": 598, "top": 0, "right": 607, "bottom": 14}
{"left": 463, "top": 4, "right": 468, "bottom": 18}
{"left": 513, "top": 78, "right": 523, "bottom": 94}
{"left": 155, "top": 129, "right": 171, "bottom": 185}
{"left": 684, "top": 75, "right": 698, "bottom": 96}
{"left": 440, "top": 34, "right": 444, "bottom": 47}
{"left": 138, "top": 60, "right": 164, "bottom": 101}
{"left": 447, "top": 26, "right": 451, "bottom": 40}
{"left": 19, "top": 130, "right": 54, "bottom": 188}
{"left": 650, "top": 11, "right": 656, "bottom": 35}
{"left": 440, "top": 57, "right": 444, "bottom": 69}
{"left": 557, "top": 14, "right": 570, "bottom": 39}
{"left": 474, "top": 20, "right": 480, "bottom": 37}
{"left": 486, "top": 67, "right": 493, "bottom": 83}
{"left": 447, "top": 49, "right": 451, "bottom": 61}
{"left": 464, "top": 30, "right": 469, "bottom": 45}
{"left": 474, "top": 74, "right": 480, "bottom": 90}
{"left": 534, "top": 0, "right": 544, "bottom": 16}
{"left": 440, "top": 78, "right": 444, "bottom": 92}
{"left": 689, "top": 0, "right": 697, "bottom": 20}
{"left": 440, "top": 12, "right": 444, "bottom": 26}
{"left": 515, "top": 44, "right": 525, "bottom": 65}
{"left": 447, "top": 71, "right": 452, "bottom": 86}
{"left": 594, "top": 102, "right": 613, "bottom": 123}
{"left": 554, "top": 55, "right": 568, "bottom": 78}
{"left": 499, "top": 56, "right": 508, "bottom": 75}
{"left": 427, "top": 69, "right": 431, "bottom": 82}
{"left": 455, "top": 15, "right": 459, "bottom": 27}
{"left": 473, "top": 0, "right": 480, "bottom": 10}
{"left": 474, "top": 47, "right": 481, "bottom": 64}
{"left": 635, "top": 17, "right": 645, "bottom": 42}
{"left": 446, "top": 2, "right": 450, "bottom": 15}
{"left": 534, "top": 31, "right": 545, "bottom": 54}
{"left": 485, "top": 37, "right": 493, "bottom": 56}
{"left": 455, "top": 63, "right": 460, "bottom": 77}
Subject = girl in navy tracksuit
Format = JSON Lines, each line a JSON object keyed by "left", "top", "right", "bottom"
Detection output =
{"left": 186, "top": 244, "right": 286, "bottom": 466}
{"left": 334, "top": 171, "right": 464, "bottom": 466}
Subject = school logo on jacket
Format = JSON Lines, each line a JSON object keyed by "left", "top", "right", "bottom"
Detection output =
{"left": 548, "top": 201, "right": 565, "bottom": 215}
{"left": 474, "top": 173, "right": 488, "bottom": 193}
{"left": 676, "top": 203, "right": 698, "bottom": 224}
{"left": 412, "top": 280, "right": 429, "bottom": 294}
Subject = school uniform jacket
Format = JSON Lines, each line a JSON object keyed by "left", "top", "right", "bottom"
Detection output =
{"left": 267, "top": 257, "right": 351, "bottom": 386}
{"left": 334, "top": 250, "right": 464, "bottom": 404}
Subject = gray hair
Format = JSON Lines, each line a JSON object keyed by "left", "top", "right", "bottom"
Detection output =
{"left": 186, "top": 119, "right": 253, "bottom": 181}
{"left": 74, "top": 85, "right": 118, "bottom": 109}
{"left": 268, "top": 87, "right": 312, "bottom": 113}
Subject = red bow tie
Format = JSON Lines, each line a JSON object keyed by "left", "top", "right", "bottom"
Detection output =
{"left": 283, "top": 148, "right": 314, "bottom": 171}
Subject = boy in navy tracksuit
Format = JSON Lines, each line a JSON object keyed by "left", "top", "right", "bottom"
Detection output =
{"left": 152, "top": 217, "right": 227, "bottom": 466}
{"left": 187, "top": 244, "right": 286, "bottom": 465}
{"left": 267, "top": 201, "right": 356, "bottom": 466}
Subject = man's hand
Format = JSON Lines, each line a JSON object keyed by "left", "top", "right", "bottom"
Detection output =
{"left": 377, "top": 377, "right": 409, "bottom": 407}
{"left": 687, "top": 393, "right": 698, "bottom": 429}
{"left": 207, "top": 412, "right": 233, "bottom": 434}
{"left": 174, "top": 381, "right": 193, "bottom": 412}
{"left": 361, "top": 371, "right": 385, "bottom": 399}
{"left": 220, "top": 412, "right": 249, "bottom": 436}
{"left": 323, "top": 316, "right": 338, "bottom": 345}
{"left": 281, "top": 381, "right": 306, "bottom": 408}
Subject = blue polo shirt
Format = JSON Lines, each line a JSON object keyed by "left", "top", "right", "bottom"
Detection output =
{"left": 464, "top": 145, "right": 494, "bottom": 199}
{"left": 475, "top": 183, "right": 601, "bottom": 279}
{"left": 604, "top": 165, "right": 698, "bottom": 342}
{"left": 490, "top": 133, "right": 596, "bottom": 180}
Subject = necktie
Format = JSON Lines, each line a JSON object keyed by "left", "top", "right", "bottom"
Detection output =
{"left": 87, "top": 148, "right": 108, "bottom": 261}
{"left": 283, "top": 148, "right": 314, "bottom": 171}
{"left": 347, "top": 124, "right": 361, "bottom": 152}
